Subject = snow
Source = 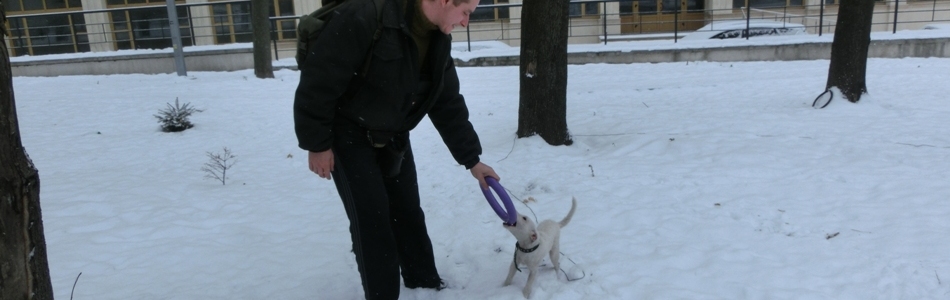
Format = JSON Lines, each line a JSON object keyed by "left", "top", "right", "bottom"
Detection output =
{"left": 12, "top": 31, "right": 950, "bottom": 299}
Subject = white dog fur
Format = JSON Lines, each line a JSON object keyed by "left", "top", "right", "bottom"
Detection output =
{"left": 503, "top": 197, "right": 577, "bottom": 298}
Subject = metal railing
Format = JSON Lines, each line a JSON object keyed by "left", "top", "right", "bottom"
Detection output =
{"left": 5, "top": 0, "right": 950, "bottom": 57}
{"left": 454, "top": 0, "right": 950, "bottom": 51}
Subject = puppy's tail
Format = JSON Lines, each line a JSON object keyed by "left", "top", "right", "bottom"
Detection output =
{"left": 558, "top": 197, "right": 578, "bottom": 228}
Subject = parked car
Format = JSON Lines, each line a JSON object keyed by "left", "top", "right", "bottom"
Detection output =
{"left": 682, "top": 20, "right": 808, "bottom": 40}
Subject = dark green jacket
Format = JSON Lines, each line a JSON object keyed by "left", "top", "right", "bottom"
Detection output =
{"left": 294, "top": 0, "right": 482, "bottom": 168}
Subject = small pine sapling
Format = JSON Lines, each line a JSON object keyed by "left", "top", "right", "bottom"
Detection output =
{"left": 202, "top": 148, "right": 237, "bottom": 185}
{"left": 155, "top": 98, "right": 201, "bottom": 132}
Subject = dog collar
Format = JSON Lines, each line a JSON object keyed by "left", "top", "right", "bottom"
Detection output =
{"left": 513, "top": 242, "right": 540, "bottom": 272}
{"left": 515, "top": 241, "right": 539, "bottom": 253}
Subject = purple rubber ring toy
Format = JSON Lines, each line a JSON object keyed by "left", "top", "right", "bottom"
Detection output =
{"left": 481, "top": 177, "right": 518, "bottom": 225}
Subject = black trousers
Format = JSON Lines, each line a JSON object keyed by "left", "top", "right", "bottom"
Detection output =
{"left": 329, "top": 118, "right": 441, "bottom": 300}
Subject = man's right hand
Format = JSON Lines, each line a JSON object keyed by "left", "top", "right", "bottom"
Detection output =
{"left": 309, "top": 150, "right": 334, "bottom": 180}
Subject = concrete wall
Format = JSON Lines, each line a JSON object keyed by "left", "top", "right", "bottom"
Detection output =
{"left": 11, "top": 47, "right": 254, "bottom": 77}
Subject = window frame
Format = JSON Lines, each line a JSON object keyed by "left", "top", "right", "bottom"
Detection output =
{"left": 470, "top": 0, "right": 510, "bottom": 23}
{"left": 7, "top": 13, "right": 88, "bottom": 56}
{"left": 211, "top": 2, "right": 253, "bottom": 44}
{"left": 271, "top": 0, "right": 297, "bottom": 41}
{"left": 4, "top": 0, "right": 83, "bottom": 13}
{"left": 569, "top": 1, "right": 602, "bottom": 19}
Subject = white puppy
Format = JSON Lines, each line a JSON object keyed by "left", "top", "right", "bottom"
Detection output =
{"left": 503, "top": 197, "right": 577, "bottom": 298}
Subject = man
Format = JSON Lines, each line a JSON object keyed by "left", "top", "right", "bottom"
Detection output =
{"left": 293, "top": 0, "right": 500, "bottom": 298}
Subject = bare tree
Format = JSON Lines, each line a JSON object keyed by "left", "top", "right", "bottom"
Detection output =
{"left": 0, "top": 6, "right": 55, "bottom": 300}
{"left": 251, "top": 0, "right": 275, "bottom": 79}
{"left": 201, "top": 148, "right": 237, "bottom": 185}
{"left": 825, "top": 0, "right": 876, "bottom": 103}
{"left": 517, "top": 0, "right": 573, "bottom": 146}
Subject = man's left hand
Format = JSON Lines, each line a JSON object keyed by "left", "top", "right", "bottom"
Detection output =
{"left": 470, "top": 162, "right": 499, "bottom": 189}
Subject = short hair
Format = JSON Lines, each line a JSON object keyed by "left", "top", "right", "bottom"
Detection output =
{"left": 452, "top": 0, "right": 474, "bottom": 6}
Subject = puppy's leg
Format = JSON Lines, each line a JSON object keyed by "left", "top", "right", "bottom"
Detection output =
{"left": 523, "top": 266, "right": 538, "bottom": 298}
{"left": 550, "top": 235, "right": 561, "bottom": 280}
{"left": 504, "top": 260, "right": 517, "bottom": 286}
{"left": 548, "top": 235, "right": 561, "bottom": 278}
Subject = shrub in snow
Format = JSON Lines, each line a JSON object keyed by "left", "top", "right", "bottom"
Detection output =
{"left": 202, "top": 148, "right": 236, "bottom": 185}
{"left": 155, "top": 98, "right": 200, "bottom": 132}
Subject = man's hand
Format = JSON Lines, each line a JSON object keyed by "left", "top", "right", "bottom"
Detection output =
{"left": 469, "top": 162, "right": 499, "bottom": 189}
{"left": 309, "top": 150, "right": 334, "bottom": 180}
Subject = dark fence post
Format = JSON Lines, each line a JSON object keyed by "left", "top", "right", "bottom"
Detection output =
{"left": 893, "top": 0, "right": 899, "bottom": 34}
{"left": 272, "top": 23, "right": 279, "bottom": 61}
{"left": 745, "top": 5, "right": 750, "bottom": 40}
{"left": 187, "top": 8, "right": 197, "bottom": 46}
{"left": 933, "top": 0, "right": 937, "bottom": 21}
{"left": 819, "top": 0, "right": 824, "bottom": 36}
{"left": 674, "top": 2, "right": 679, "bottom": 43}
{"left": 602, "top": 1, "right": 607, "bottom": 45}
{"left": 466, "top": 24, "right": 471, "bottom": 52}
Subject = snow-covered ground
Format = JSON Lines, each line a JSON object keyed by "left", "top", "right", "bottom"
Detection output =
{"left": 11, "top": 28, "right": 950, "bottom": 299}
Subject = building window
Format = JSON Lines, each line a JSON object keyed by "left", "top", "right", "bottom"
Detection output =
{"left": 732, "top": 0, "right": 804, "bottom": 8}
{"left": 107, "top": 0, "right": 171, "bottom": 6}
{"left": 271, "top": 0, "right": 297, "bottom": 41}
{"left": 212, "top": 2, "right": 253, "bottom": 44}
{"left": 111, "top": 6, "right": 194, "bottom": 50}
{"left": 619, "top": 0, "right": 634, "bottom": 15}
{"left": 732, "top": 0, "right": 886, "bottom": 8}
{"left": 4, "top": 0, "right": 83, "bottom": 12}
{"left": 569, "top": 1, "right": 600, "bottom": 18}
{"left": 471, "top": 0, "right": 509, "bottom": 22}
{"left": 821, "top": 0, "right": 885, "bottom": 3}
{"left": 621, "top": 0, "right": 705, "bottom": 15}
{"left": 7, "top": 14, "right": 88, "bottom": 56}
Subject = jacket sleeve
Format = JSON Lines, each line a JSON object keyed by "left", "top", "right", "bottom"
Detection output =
{"left": 293, "top": 3, "right": 377, "bottom": 152}
{"left": 427, "top": 58, "right": 483, "bottom": 169}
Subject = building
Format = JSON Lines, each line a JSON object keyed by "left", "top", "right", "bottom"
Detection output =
{"left": 4, "top": 0, "right": 949, "bottom": 57}
{"left": 3, "top": 0, "right": 304, "bottom": 56}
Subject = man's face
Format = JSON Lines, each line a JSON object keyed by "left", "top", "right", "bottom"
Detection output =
{"left": 433, "top": 0, "right": 479, "bottom": 34}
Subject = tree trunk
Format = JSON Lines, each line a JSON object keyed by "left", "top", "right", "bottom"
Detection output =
{"left": 826, "top": 0, "right": 875, "bottom": 103}
{"left": 251, "top": 0, "right": 274, "bottom": 79}
{"left": 517, "top": 0, "right": 572, "bottom": 146}
{"left": 1, "top": 7, "right": 55, "bottom": 300}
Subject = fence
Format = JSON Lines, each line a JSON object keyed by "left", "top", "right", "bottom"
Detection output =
{"left": 5, "top": 0, "right": 950, "bottom": 58}
{"left": 745, "top": 1, "right": 950, "bottom": 36}
{"left": 453, "top": 0, "right": 950, "bottom": 51}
